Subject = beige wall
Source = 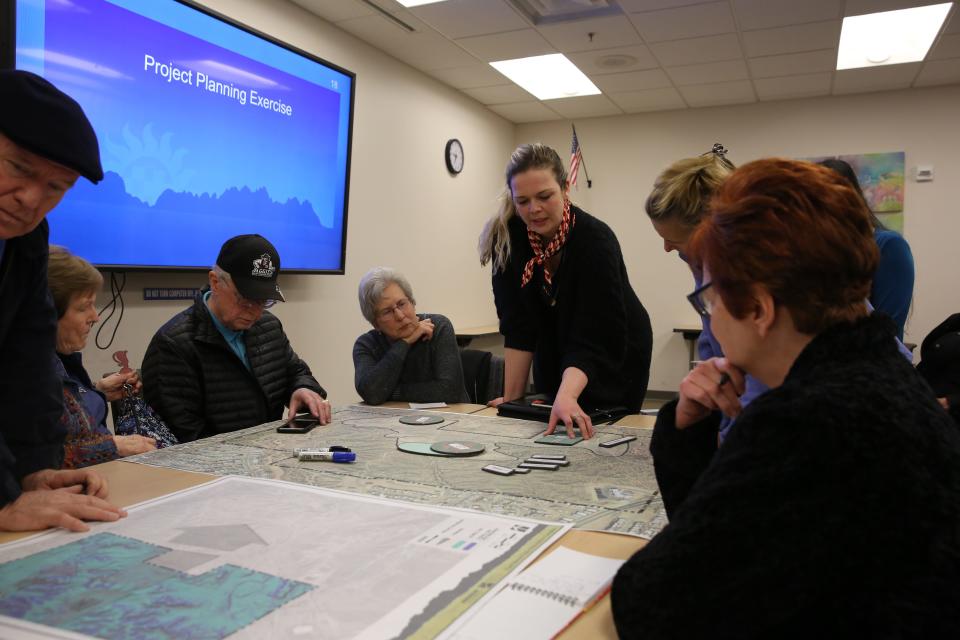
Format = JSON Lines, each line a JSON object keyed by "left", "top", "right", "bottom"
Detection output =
{"left": 78, "top": 0, "right": 958, "bottom": 402}
{"left": 78, "top": 0, "right": 514, "bottom": 403}
{"left": 516, "top": 84, "right": 960, "bottom": 390}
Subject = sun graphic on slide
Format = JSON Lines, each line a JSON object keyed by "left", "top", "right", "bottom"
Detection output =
{"left": 103, "top": 123, "right": 195, "bottom": 205}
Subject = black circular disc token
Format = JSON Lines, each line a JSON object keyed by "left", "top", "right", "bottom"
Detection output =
{"left": 430, "top": 441, "right": 485, "bottom": 456}
{"left": 399, "top": 414, "right": 445, "bottom": 425}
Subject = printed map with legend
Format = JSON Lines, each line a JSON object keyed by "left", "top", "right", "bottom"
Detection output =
{"left": 0, "top": 477, "right": 567, "bottom": 640}
{"left": 131, "top": 405, "right": 667, "bottom": 539}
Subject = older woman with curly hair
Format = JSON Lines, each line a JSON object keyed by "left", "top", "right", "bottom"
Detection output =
{"left": 611, "top": 159, "right": 960, "bottom": 638}
{"left": 48, "top": 247, "right": 156, "bottom": 468}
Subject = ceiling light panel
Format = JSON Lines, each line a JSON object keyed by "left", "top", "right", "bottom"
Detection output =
{"left": 490, "top": 53, "right": 601, "bottom": 100}
{"left": 837, "top": 3, "right": 953, "bottom": 70}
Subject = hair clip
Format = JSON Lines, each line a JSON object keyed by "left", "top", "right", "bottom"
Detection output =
{"left": 702, "top": 143, "right": 728, "bottom": 158}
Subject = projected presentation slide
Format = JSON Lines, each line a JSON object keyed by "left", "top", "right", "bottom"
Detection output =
{"left": 16, "top": 0, "right": 354, "bottom": 272}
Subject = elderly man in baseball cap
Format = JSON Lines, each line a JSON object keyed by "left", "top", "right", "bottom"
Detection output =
{"left": 0, "top": 70, "right": 126, "bottom": 532}
{"left": 143, "top": 234, "right": 330, "bottom": 442}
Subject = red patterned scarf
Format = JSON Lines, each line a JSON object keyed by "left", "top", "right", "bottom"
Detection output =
{"left": 521, "top": 198, "right": 575, "bottom": 287}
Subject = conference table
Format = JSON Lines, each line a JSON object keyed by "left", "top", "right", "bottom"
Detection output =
{"left": 0, "top": 402, "right": 658, "bottom": 639}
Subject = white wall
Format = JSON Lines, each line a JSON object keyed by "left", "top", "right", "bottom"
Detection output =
{"left": 77, "top": 0, "right": 959, "bottom": 401}
{"left": 78, "top": 0, "right": 513, "bottom": 403}
{"left": 516, "top": 84, "right": 960, "bottom": 391}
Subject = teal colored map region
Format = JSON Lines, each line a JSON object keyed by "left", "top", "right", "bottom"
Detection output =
{"left": 0, "top": 532, "right": 314, "bottom": 639}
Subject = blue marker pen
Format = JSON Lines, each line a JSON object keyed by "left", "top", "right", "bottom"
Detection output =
{"left": 294, "top": 446, "right": 352, "bottom": 454}
{"left": 297, "top": 450, "right": 356, "bottom": 463}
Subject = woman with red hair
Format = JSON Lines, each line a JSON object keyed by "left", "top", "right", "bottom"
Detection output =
{"left": 611, "top": 159, "right": 960, "bottom": 638}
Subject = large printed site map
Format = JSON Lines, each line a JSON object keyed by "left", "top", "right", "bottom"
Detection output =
{"left": 131, "top": 405, "right": 666, "bottom": 539}
{"left": 0, "top": 477, "right": 568, "bottom": 640}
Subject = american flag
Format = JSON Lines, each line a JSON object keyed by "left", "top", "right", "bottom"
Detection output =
{"left": 569, "top": 125, "right": 583, "bottom": 187}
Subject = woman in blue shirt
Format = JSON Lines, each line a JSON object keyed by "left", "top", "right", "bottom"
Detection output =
{"left": 819, "top": 158, "right": 915, "bottom": 340}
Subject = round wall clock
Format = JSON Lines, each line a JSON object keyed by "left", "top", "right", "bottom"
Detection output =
{"left": 445, "top": 138, "right": 464, "bottom": 174}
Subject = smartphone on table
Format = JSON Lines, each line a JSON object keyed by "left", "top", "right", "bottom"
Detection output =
{"left": 276, "top": 414, "right": 319, "bottom": 434}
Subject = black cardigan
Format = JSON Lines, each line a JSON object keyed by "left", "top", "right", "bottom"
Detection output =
{"left": 612, "top": 315, "right": 960, "bottom": 639}
{"left": 492, "top": 207, "right": 652, "bottom": 410}
{"left": 0, "top": 220, "right": 65, "bottom": 505}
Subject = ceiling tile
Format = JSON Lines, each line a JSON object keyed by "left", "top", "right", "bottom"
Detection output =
{"left": 914, "top": 58, "right": 960, "bottom": 86}
{"left": 567, "top": 45, "right": 660, "bottom": 75}
{"left": 733, "top": 0, "right": 842, "bottom": 31}
{"left": 591, "top": 68, "right": 673, "bottom": 92}
{"left": 390, "top": 33, "right": 482, "bottom": 70}
{"left": 428, "top": 64, "right": 509, "bottom": 89}
{"left": 755, "top": 72, "right": 833, "bottom": 100}
{"left": 667, "top": 59, "right": 749, "bottom": 85}
{"left": 543, "top": 94, "right": 624, "bottom": 118}
{"left": 929, "top": 34, "right": 960, "bottom": 60}
{"left": 336, "top": 13, "right": 433, "bottom": 51}
{"left": 650, "top": 33, "right": 743, "bottom": 66}
{"left": 946, "top": 10, "right": 960, "bottom": 34}
{"left": 832, "top": 63, "right": 922, "bottom": 94}
{"left": 537, "top": 15, "right": 643, "bottom": 53}
{"left": 608, "top": 87, "right": 688, "bottom": 112}
{"left": 843, "top": 0, "right": 943, "bottom": 16}
{"left": 409, "top": 0, "right": 528, "bottom": 39}
{"left": 678, "top": 80, "right": 756, "bottom": 107}
{"left": 289, "top": 0, "right": 373, "bottom": 23}
{"left": 742, "top": 20, "right": 841, "bottom": 57}
{"left": 748, "top": 49, "right": 837, "bottom": 78}
{"left": 488, "top": 101, "right": 564, "bottom": 123}
{"left": 456, "top": 29, "right": 556, "bottom": 62}
{"left": 618, "top": 0, "right": 712, "bottom": 11}
{"left": 628, "top": 2, "right": 736, "bottom": 43}
{"left": 462, "top": 83, "right": 535, "bottom": 104}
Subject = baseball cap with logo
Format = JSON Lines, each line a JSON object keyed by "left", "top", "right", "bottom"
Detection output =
{"left": 216, "top": 234, "right": 285, "bottom": 302}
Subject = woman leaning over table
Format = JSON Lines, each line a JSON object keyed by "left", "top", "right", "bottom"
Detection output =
{"left": 479, "top": 143, "right": 652, "bottom": 438}
{"left": 610, "top": 159, "right": 960, "bottom": 638}
{"left": 644, "top": 144, "right": 768, "bottom": 444}
{"left": 48, "top": 246, "right": 156, "bottom": 468}
{"left": 353, "top": 267, "right": 469, "bottom": 406}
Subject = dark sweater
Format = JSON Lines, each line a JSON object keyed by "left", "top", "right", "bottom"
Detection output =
{"left": 0, "top": 221, "right": 65, "bottom": 505}
{"left": 352, "top": 313, "right": 469, "bottom": 405}
{"left": 492, "top": 207, "right": 652, "bottom": 410}
{"left": 142, "top": 291, "right": 325, "bottom": 442}
{"left": 612, "top": 315, "right": 960, "bottom": 639}
{"left": 917, "top": 313, "right": 960, "bottom": 424}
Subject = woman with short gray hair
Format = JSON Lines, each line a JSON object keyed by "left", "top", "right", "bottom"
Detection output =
{"left": 353, "top": 267, "right": 469, "bottom": 405}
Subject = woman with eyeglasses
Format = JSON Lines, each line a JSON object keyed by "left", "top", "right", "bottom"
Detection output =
{"left": 353, "top": 267, "right": 470, "bottom": 405}
{"left": 610, "top": 159, "right": 960, "bottom": 638}
{"left": 479, "top": 143, "right": 652, "bottom": 438}
{"left": 645, "top": 144, "right": 768, "bottom": 444}
{"left": 47, "top": 246, "right": 157, "bottom": 467}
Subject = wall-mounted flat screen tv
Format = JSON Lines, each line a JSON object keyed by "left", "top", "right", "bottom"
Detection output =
{"left": 8, "top": 0, "right": 354, "bottom": 273}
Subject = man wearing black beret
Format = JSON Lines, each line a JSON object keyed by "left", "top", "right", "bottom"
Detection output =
{"left": 0, "top": 69, "right": 126, "bottom": 532}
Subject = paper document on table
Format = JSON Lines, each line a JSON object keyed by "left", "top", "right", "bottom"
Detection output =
{"left": 409, "top": 402, "right": 448, "bottom": 409}
{"left": 442, "top": 546, "right": 625, "bottom": 640}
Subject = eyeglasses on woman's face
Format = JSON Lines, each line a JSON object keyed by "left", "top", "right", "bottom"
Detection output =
{"left": 377, "top": 297, "right": 411, "bottom": 321}
{"left": 687, "top": 281, "right": 715, "bottom": 318}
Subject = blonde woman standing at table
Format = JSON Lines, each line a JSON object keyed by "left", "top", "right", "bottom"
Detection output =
{"left": 479, "top": 143, "right": 652, "bottom": 438}
{"left": 644, "top": 144, "right": 768, "bottom": 443}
